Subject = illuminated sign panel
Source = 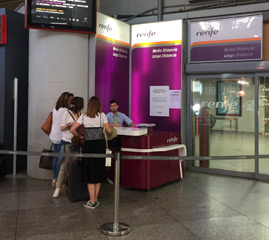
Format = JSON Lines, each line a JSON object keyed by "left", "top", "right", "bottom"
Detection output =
{"left": 131, "top": 20, "right": 183, "bottom": 131}
{"left": 189, "top": 15, "right": 263, "bottom": 62}
{"left": 95, "top": 13, "right": 130, "bottom": 115}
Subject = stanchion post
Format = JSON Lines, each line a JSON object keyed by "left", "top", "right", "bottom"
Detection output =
{"left": 13, "top": 77, "right": 18, "bottom": 176}
{"left": 113, "top": 151, "right": 120, "bottom": 231}
{"left": 101, "top": 152, "right": 131, "bottom": 236}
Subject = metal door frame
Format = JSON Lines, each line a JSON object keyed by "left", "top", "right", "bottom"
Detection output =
{"left": 255, "top": 73, "right": 269, "bottom": 181}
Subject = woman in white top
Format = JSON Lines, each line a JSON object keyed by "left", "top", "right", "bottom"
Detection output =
{"left": 71, "top": 96, "right": 112, "bottom": 209}
{"left": 49, "top": 92, "right": 73, "bottom": 187}
{"left": 53, "top": 96, "right": 84, "bottom": 198}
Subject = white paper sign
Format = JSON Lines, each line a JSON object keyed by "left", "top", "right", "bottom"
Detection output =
{"left": 150, "top": 86, "right": 169, "bottom": 117}
{"left": 169, "top": 90, "right": 181, "bottom": 109}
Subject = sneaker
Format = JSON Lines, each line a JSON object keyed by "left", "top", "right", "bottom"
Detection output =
{"left": 53, "top": 188, "right": 61, "bottom": 198}
{"left": 84, "top": 200, "right": 97, "bottom": 209}
{"left": 86, "top": 200, "right": 100, "bottom": 208}
{"left": 95, "top": 200, "right": 100, "bottom": 208}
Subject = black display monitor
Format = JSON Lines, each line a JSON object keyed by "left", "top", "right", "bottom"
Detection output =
{"left": 25, "top": 0, "right": 96, "bottom": 34}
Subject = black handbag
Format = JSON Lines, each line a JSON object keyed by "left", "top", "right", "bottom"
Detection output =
{"left": 39, "top": 144, "right": 53, "bottom": 170}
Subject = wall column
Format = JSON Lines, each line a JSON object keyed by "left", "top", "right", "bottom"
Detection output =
{"left": 27, "top": 29, "right": 89, "bottom": 179}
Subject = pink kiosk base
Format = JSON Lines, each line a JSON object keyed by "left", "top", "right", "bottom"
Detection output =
{"left": 112, "top": 127, "right": 186, "bottom": 190}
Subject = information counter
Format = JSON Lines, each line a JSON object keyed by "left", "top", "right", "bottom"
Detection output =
{"left": 114, "top": 127, "right": 186, "bottom": 190}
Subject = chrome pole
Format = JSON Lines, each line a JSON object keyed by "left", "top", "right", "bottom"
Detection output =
{"left": 101, "top": 152, "right": 131, "bottom": 236}
{"left": 113, "top": 151, "right": 120, "bottom": 230}
{"left": 13, "top": 77, "right": 18, "bottom": 176}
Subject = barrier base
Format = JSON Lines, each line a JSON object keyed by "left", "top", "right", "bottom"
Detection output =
{"left": 101, "top": 222, "right": 131, "bottom": 236}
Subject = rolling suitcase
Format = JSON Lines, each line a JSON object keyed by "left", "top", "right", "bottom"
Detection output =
{"left": 66, "top": 159, "right": 89, "bottom": 202}
{"left": 0, "top": 143, "right": 6, "bottom": 178}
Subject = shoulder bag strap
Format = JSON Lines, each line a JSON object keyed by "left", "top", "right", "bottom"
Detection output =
{"left": 68, "top": 110, "right": 76, "bottom": 121}
{"left": 104, "top": 127, "right": 109, "bottom": 149}
{"left": 101, "top": 113, "right": 109, "bottom": 149}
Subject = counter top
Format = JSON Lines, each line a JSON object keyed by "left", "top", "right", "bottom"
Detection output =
{"left": 114, "top": 127, "right": 148, "bottom": 136}
{"left": 121, "top": 144, "right": 186, "bottom": 154}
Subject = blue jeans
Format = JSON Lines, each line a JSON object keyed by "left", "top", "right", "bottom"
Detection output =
{"left": 52, "top": 142, "right": 64, "bottom": 179}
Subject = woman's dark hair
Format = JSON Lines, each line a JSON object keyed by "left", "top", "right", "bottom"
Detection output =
{"left": 69, "top": 97, "right": 84, "bottom": 114}
{"left": 55, "top": 92, "right": 73, "bottom": 110}
{"left": 86, "top": 96, "right": 102, "bottom": 118}
{"left": 68, "top": 92, "right": 74, "bottom": 99}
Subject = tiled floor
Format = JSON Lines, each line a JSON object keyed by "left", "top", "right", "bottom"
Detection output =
{"left": 194, "top": 131, "right": 269, "bottom": 174}
{"left": 1, "top": 172, "right": 269, "bottom": 240}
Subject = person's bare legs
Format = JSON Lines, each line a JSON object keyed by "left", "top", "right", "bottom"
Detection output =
{"left": 87, "top": 184, "right": 96, "bottom": 204}
{"left": 95, "top": 183, "right": 101, "bottom": 202}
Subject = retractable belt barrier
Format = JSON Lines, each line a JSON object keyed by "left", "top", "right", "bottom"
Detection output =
{"left": 0, "top": 149, "right": 268, "bottom": 236}
{"left": 0, "top": 150, "right": 265, "bottom": 160}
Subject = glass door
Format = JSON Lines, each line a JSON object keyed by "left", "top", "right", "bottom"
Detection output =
{"left": 258, "top": 75, "right": 269, "bottom": 177}
{"left": 190, "top": 75, "right": 255, "bottom": 175}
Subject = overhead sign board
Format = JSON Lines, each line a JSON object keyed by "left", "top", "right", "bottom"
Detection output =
{"left": 189, "top": 15, "right": 263, "bottom": 62}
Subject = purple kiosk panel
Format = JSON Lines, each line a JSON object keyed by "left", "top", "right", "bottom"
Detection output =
{"left": 131, "top": 44, "right": 182, "bottom": 132}
{"left": 95, "top": 37, "right": 130, "bottom": 114}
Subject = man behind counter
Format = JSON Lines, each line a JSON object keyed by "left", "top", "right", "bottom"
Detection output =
{"left": 106, "top": 100, "right": 134, "bottom": 128}
{"left": 106, "top": 100, "right": 134, "bottom": 149}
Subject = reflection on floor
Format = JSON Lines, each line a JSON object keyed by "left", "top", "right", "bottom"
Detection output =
{"left": 1, "top": 172, "right": 269, "bottom": 240}
{"left": 194, "top": 131, "right": 269, "bottom": 174}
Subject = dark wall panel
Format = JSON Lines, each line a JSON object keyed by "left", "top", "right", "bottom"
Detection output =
{"left": 0, "top": 8, "right": 29, "bottom": 173}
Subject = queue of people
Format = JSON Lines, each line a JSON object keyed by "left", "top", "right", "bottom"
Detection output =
{"left": 48, "top": 92, "right": 134, "bottom": 209}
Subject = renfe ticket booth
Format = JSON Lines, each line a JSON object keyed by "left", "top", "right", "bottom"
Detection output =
{"left": 114, "top": 127, "right": 186, "bottom": 190}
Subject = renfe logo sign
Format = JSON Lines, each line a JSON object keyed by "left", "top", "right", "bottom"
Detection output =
{"left": 196, "top": 28, "right": 219, "bottom": 37}
{"left": 189, "top": 15, "right": 262, "bottom": 62}
{"left": 136, "top": 30, "right": 156, "bottom": 38}
{"left": 96, "top": 13, "right": 130, "bottom": 44}
{"left": 167, "top": 136, "right": 179, "bottom": 144}
{"left": 98, "top": 23, "right": 112, "bottom": 32}
{"left": 131, "top": 20, "right": 182, "bottom": 46}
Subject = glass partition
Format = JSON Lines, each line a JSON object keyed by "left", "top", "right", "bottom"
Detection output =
{"left": 192, "top": 77, "right": 255, "bottom": 173}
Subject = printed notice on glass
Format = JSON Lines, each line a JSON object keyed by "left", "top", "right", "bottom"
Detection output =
{"left": 169, "top": 90, "right": 181, "bottom": 109}
{"left": 150, "top": 86, "right": 169, "bottom": 117}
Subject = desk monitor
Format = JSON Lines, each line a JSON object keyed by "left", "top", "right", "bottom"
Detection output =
{"left": 136, "top": 124, "right": 156, "bottom": 133}
{"left": 135, "top": 124, "right": 156, "bottom": 127}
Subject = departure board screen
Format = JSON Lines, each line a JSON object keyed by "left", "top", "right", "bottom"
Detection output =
{"left": 25, "top": 0, "right": 96, "bottom": 33}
